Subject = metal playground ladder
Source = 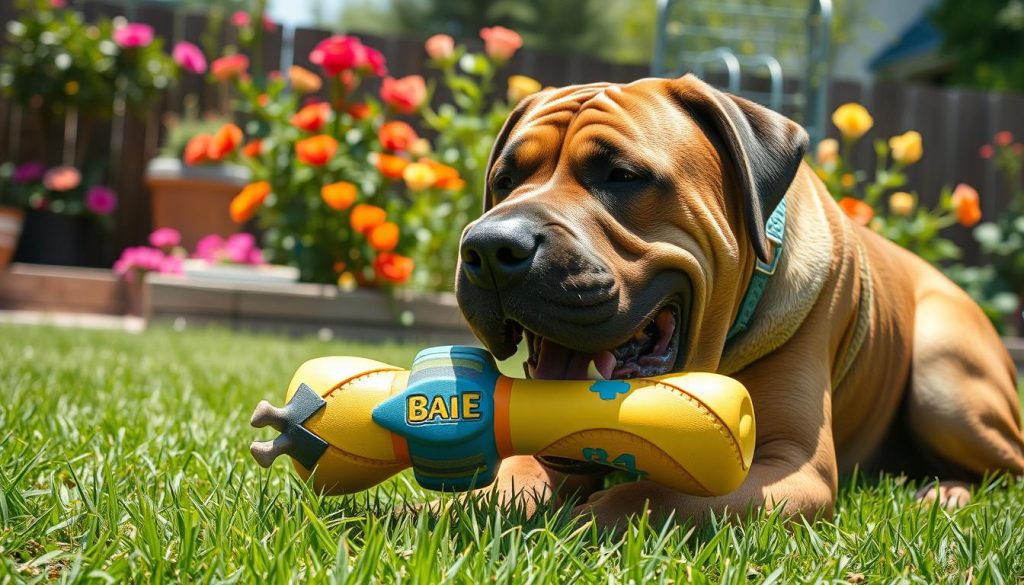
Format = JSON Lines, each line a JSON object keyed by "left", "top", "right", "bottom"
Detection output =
{"left": 651, "top": 0, "right": 832, "bottom": 144}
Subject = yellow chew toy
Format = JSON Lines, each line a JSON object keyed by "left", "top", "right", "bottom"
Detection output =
{"left": 250, "top": 346, "right": 754, "bottom": 496}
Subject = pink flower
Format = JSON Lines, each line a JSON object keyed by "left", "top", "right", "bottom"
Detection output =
{"left": 149, "top": 227, "right": 181, "bottom": 249}
{"left": 980, "top": 144, "right": 995, "bottom": 159}
{"left": 113, "top": 23, "right": 154, "bottom": 49}
{"left": 160, "top": 255, "right": 183, "bottom": 275}
{"left": 425, "top": 34, "right": 455, "bottom": 61}
{"left": 362, "top": 46, "right": 387, "bottom": 76}
{"left": 380, "top": 75, "right": 426, "bottom": 114}
{"left": 231, "top": 11, "right": 251, "bottom": 27}
{"left": 211, "top": 54, "right": 249, "bottom": 81}
{"left": 223, "top": 232, "right": 257, "bottom": 263}
{"left": 85, "top": 185, "right": 118, "bottom": 215}
{"left": 114, "top": 246, "right": 166, "bottom": 281}
{"left": 172, "top": 41, "right": 207, "bottom": 74}
{"left": 310, "top": 35, "right": 364, "bottom": 76}
{"left": 13, "top": 161, "right": 45, "bottom": 184}
{"left": 193, "top": 234, "right": 225, "bottom": 261}
{"left": 42, "top": 166, "right": 81, "bottom": 191}
{"left": 479, "top": 26, "right": 522, "bottom": 61}
{"left": 50, "top": 0, "right": 66, "bottom": 7}
{"left": 262, "top": 14, "right": 276, "bottom": 31}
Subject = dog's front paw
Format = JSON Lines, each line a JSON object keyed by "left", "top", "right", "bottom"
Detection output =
{"left": 571, "top": 480, "right": 681, "bottom": 531}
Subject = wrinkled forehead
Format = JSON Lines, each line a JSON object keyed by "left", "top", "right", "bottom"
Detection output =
{"left": 500, "top": 78, "right": 710, "bottom": 173}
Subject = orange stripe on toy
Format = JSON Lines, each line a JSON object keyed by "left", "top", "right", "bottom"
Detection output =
{"left": 391, "top": 433, "right": 411, "bottom": 467}
{"left": 493, "top": 375, "right": 514, "bottom": 457}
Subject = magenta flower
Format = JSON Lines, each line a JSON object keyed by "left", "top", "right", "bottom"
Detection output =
{"left": 149, "top": 227, "right": 181, "bottom": 249}
{"left": 113, "top": 23, "right": 154, "bottom": 48}
{"left": 113, "top": 246, "right": 166, "bottom": 281}
{"left": 13, "top": 161, "right": 45, "bottom": 184}
{"left": 160, "top": 255, "right": 183, "bottom": 275}
{"left": 172, "top": 41, "right": 207, "bottom": 75}
{"left": 85, "top": 185, "right": 118, "bottom": 215}
{"left": 230, "top": 10, "right": 251, "bottom": 27}
{"left": 193, "top": 234, "right": 225, "bottom": 262}
{"left": 223, "top": 232, "right": 256, "bottom": 263}
{"left": 43, "top": 166, "right": 81, "bottom": 191}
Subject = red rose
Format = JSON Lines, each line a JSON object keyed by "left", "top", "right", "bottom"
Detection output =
{"left": 373, "top": 252, "right": 414, "bottom": 284}
{"left": 310, "top": 35, "right": 363, "bottom": 76}
{"left": 380, "top": 75, "right": 426, "bottom": 114}
{"left": 378, "top": 121, "right": 418, "bottom": 151}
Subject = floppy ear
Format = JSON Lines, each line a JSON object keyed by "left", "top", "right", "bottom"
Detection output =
{"left": 483, "top": 92, "right": 545, "bottom": 213}
{"left": 669, "top": 75, "right": 808, "bottom": 263}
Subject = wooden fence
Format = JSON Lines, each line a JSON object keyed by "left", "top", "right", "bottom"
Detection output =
{"left": 1, "top": 0, "right": 1022, "bottom": 266}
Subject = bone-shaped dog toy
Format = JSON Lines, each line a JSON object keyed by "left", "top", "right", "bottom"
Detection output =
{"left": 250, "top": 345, "right": 755, "bottom": 496}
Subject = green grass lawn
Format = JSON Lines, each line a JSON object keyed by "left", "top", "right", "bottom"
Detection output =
{"left": 2, "top": 324, "right": 1023, "bottom": 583}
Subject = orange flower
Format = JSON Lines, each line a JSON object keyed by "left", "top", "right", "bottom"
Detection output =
{"left": 423, "top": 159, "right": 465, "bottom": 190}
{"left": 373, "top": 252, "right": 414, "bottom": 284}
{"left": 230, "top": 181, "right": 271, "bottom": 223}
{"left": 350, "top": 203, "right": 386, "bottom": 234}
{"left": 289, "top": 65, "right": 322, "bottom": 95}
{"left": 375, "top": 153, "right": 409, "bottom": 179}
{"left": 951, "top": 183, "right": 982, "bottom": 227}
{"left": 995, "top": 131, "right": 1014, "bottom": 147}
{"left": 378, "top": 121, "right": 418, "bottom": 151}
{"left": 242, "top": 139, "right": 263, "bottom": 157}
{"left": 211, "top": 54, "right": 249, "bottom": 81}
{"left": 368, "top": 221, "right": 399, "bottom": 251}
{"left": 291, "top": 102, "right": 331, "bottom": 132}
{"left": 207, "top": 124, "right": 244, "bottom": 161}
{"left": 183, "top": 133, "right": 212, "bottom": 165}
{"left": 321, "top": 181, "right": 357, "bottom": 210}
{"left": 295, "top": 135, "right": 338, "bottom": 166}
{"left": 838, "top": 197, "right": 873, "bottom": 226}
{"left": 347, "top": 102, "right": 372, "bottom": 120}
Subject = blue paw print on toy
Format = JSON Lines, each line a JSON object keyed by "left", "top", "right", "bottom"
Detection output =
{"left": 589, "top": 380, "right": 630, "bottom": 401}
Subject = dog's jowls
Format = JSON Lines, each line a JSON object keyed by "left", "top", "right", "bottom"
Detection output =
{"left": 454, "top": 74, "right": 1024, "bottom": 526}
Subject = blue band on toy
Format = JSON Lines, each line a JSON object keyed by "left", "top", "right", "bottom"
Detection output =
{"left": 372, "top": 346, "right": 502, "bottom": 491}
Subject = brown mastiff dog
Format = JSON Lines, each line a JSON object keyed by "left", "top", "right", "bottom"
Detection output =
{"left": 454, "top": 74, "right": 1024, "bottom": 527}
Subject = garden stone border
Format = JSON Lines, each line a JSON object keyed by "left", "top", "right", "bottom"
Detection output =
{"left": 146, "top": 274, "right": 478, "bottom": 345}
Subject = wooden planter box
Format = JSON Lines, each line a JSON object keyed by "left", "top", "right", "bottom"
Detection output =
{"left": 145, "top": 158, "right": 251, "bottom": 251}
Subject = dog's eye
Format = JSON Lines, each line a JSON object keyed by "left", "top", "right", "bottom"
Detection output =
{"left": 493, "top": 174, "right": 514, "bottom": 191}
{"left": 607, "top": 168, "right": 639, "bottom": 182}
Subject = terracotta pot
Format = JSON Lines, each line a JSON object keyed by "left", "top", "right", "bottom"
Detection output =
{"left": 145, "top": 158, "right": 251, "bottom": 251}
{"left": 0, "top": 206, "right": 24, "bottom": 271}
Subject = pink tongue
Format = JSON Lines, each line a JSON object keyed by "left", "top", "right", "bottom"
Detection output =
{"left": 532, "top": 338, "right": 593, "bottom": 380}
{"left": 531, "top": 337, "right": 617, "bottom": 380}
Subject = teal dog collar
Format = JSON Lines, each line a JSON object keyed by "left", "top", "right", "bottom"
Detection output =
{"left": 725, "top": 197, "right": 787, "bottom": 342}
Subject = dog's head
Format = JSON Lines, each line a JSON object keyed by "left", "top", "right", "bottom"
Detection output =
{"left": 455, "top": 75, "right": 808, "bottom": 379}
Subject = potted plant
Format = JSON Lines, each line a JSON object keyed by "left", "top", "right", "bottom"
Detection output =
{"left": 146, "top": 98, "right": 251, "bottom": 251}
{"left": 1, "top": 0, "right": 176, "bottom": 265}
{"left": 0, "top": 161, "right": 119, "bottom": 266}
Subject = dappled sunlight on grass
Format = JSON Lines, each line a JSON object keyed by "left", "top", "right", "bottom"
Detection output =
{"left": 1, "top": 325, "right": 1023, "bottom": 582}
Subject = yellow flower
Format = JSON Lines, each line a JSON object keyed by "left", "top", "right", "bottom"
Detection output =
{"left": 337, "top": 271, "right": 357, "bottom": 291}
{"left": 507, "top": 75, "right": 542, "bottom": 103}
{"left": 840, "top": 173, "right": 855, "bottom": 188}
{"left": 64, "top": 81, "right": 80, "bottom": 95}
{"left": 888, "top": 191, "right": 915, "bottom": 217}
{"left": 888, "top": 131, "right": 923, "bottom": 165}
{"left": 402, "top": 162, "right": 437, "bottom": 191}
{"left": 409, "top": 138, "right": 432, "bottom": 158}
{"left": 816, "top": 138, "right": 839, "bottom": 166}
{"left": 832, "top": 103, "right": 873, "bottom": 140}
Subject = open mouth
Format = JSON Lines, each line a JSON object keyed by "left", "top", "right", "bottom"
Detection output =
{"left": 514, "top": 303, "right": 684, "bottom": 381}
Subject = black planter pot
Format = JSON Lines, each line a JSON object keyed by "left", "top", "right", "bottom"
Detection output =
{"left": 13, "top": 210, "right": 102, "bottom": 267}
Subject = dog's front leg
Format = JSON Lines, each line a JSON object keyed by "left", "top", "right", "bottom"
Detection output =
{"left": 573, "top": 344, "right": 840, "bottom": 530}
{"left": 480, "top": 455, "right": 608, "bottom": 517}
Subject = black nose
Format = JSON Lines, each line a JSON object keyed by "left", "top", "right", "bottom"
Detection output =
{"left": 460, "top": 216, "right": 541, "bottom": 290}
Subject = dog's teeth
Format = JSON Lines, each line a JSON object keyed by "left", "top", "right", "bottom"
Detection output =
{"left": 586, "top": 360, "right": 606, "bottom": 380}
